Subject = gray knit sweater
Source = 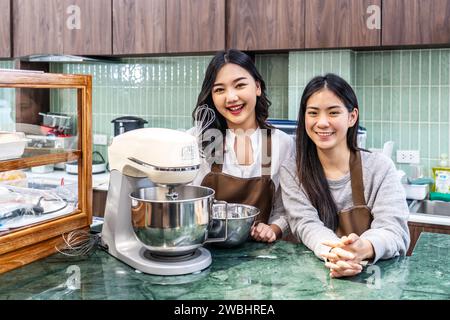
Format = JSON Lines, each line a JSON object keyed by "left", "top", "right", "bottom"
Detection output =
{"left": 280, "top": 151, "right": 410, "bottom": 263}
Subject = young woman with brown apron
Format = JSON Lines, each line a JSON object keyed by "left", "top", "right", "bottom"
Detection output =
{"left": 280, "top": 74, "right": 410, "bottom": 278}
{"left": 191, "top": 49, "right": 294, "bottom": 243}
{"left": 191, "top": 127, "right": 293, "bottom": 242}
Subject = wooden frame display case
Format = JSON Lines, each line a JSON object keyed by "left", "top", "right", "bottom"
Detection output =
{"left": 0, "top": 70, "right": 92, "bottom": 273}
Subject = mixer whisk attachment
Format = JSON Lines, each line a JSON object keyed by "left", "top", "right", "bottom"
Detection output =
{"left": 55, "top": 230, "right": 101, "bottom": 257}
{"left": 192, "top": 104, "right": 216, "bottom": 158}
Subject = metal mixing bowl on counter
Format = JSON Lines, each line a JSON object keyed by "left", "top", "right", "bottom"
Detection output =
{"left": 208, "top": 203, "right": 260, "bottom": 248}
{"left": 130, "top": 185, "right": 228, "bottom": 256}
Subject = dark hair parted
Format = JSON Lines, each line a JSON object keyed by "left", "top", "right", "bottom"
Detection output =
{"left": 296, "top": 73, "right": 361, "bottom": 231}
{"left": 192, "top": 49, "right": 273, "bottom": 145}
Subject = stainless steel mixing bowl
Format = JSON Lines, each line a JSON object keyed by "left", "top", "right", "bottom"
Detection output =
{"left": 208, "top": 203, "right": 260, "bottom": 248}
{"left": 130, "top": 185, "right": 216, "bottom": 256}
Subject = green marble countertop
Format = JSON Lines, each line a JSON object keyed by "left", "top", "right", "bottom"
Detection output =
{"left": 0, "top": 232, "right": 449, "bottom": 300}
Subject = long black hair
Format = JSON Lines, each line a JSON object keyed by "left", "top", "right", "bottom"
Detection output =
{"left": 296, "top": 73, "right": 361, "bottom": 231}
{"left": 192, "top": 49, "right": 273, "bottom": 150}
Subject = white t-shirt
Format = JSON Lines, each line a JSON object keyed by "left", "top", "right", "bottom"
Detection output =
{"left": 187, "top": 127, "right": 295, "bottom": 234}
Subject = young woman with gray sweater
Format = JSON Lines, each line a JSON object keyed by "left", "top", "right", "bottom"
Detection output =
{"left": 280, "top": 74, "right": 410, "bottom": 278}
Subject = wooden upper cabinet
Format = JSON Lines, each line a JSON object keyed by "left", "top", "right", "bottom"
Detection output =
{"left": 166, "top": 0, "right": 225, "bottom": 53}
{"left": 306, "top": 0, "right": 381, "bottom": 49}
{"left": 63, "top": 0, "right": 112, "bottom": 55}
{"left": 13, "top": 0, "right": 111, "bottom": 57}
{"left": 113, "top": 0, "right": 165, "bottom": 55}
{"left": 0, "top": 0, "right": 11, "bottom": 58}
{"left": 382, "top": 0, "right": 450, "bottom": 46}
{"left": 13, "top": 0, "right": 64, "bottom": 57}
{"left": 227, "top": 0, "right": 304, "bottom": 51}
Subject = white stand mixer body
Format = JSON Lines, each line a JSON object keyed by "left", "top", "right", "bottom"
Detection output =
{"left": 101, "top": 128, "right": 212, "bottom": 275}
{"left": 101, "top": 171, "right": 211, "bottom": 275}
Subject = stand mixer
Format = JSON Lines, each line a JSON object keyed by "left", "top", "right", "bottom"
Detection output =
{"left": 101, "top": 128, "right": 227, "bottom": 275}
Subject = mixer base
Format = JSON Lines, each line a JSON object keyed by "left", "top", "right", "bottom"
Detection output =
{"left": 138, "top": 247, "right": 212, "bottom": 275}
{"left": 110, "top": 241, "right": 212, "bottom": 276}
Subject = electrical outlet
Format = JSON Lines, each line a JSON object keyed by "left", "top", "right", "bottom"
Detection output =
{"left": 93, "top": 134, "right": 108, "bottom": 146}
{"left": 396, "top": 150, "right": 420, "bottom": 164}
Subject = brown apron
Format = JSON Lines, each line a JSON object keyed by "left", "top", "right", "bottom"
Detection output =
{"left": 335, "top": 151, "right": 373, "bottom": 237}
{"left": 201, "top": 130, "right": 275, "bottom": 224}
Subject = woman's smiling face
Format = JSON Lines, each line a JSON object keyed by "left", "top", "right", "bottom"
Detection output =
{"left": 305, "top": 88, "right": 358, "bottom": 152}
{"left": 212, "top": 63, "right": 261, "bottom": 130}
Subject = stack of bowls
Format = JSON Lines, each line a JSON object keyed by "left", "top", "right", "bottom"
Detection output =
{"left": 208, "top": 203, "right": 260, "bottom": 248}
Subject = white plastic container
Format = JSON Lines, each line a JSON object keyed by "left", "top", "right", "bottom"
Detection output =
{"left": 402, "top": 183, "right": 429, "bottom": 200}
{"left": 0, "top": 131, "right": 28, "bottom": 160}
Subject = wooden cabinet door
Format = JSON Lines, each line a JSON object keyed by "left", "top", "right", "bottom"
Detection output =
{"left": 13, "top": 0, "right": 111, "bottom": 57}
{"left": 113, "top": 0, "right": 165, "bottom": 55}
{"left": 306, "top": 0, "right": 349, "bottom": 48}
{"left": 63, "top": 0, "right": 112, "bottom": 55}
{"left": 227, "top": 0, "right": 304, "bottom": 51}
{"left": 306, "top": 0, "right": 380, "bottom": 48}
{"left": 0, "top": 0, "right": 11, "bottom": 58}
{"left": 13, "top": 0, "right": 64, "bottom": 57}
{"left": 166, "top": 0, "right": 225, "bottom": 53}
{"left": 382, "top": 0, "right": 450, "bottom": 46}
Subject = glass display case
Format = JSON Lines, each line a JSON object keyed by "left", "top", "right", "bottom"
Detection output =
{"left": 0, "top": 69, "right": 92, "bottom": 273}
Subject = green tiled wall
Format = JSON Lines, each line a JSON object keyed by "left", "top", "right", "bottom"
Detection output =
{"left": 2, "top": 49, "right": 448, "bottom": 176}
{"left": 354, "top": 49, "right": 450, "bottom": 176}
{"left": 0, "top": 60, "right": 15, "bottom": 70}
{"left": 50, "top": 57, "right": 213, "bottom": 158}
{"left": 50, "top": 57, "right": 212, "bottom": 134}
{"left": 288, "top": 49, "right": 450, "bottom": 176}
{"left": 50, "top": 55, "right": 290, "bottom": 158}
{"left": 288, "top": 50, "right": 355, "bottom": 120}
{"left": 256, "top": 54, "right": 289, "bottom": 119}
{"left": 0, "top": 60, "right": 16, "bottom": 132}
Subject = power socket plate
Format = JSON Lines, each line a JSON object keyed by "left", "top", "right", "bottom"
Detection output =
{"left": 93, "top": 134, "right": 108, "bottom": 145}
{"left": 396, "top": 150, "right": 420, "bottom": 164}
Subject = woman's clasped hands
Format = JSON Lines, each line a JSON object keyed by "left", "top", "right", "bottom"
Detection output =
{"left": 320, "top": 233, "right": 375, "bottom": 278}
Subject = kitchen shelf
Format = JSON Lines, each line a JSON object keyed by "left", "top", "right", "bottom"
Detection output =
{"left": 0, "top": 208, "right": 82, "bottom": 239}
{"left": 0, "top": 148, "right": 81, "bottom": 171}
{"left": 0, "top": 70, "right": 92, "bottom": 274}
